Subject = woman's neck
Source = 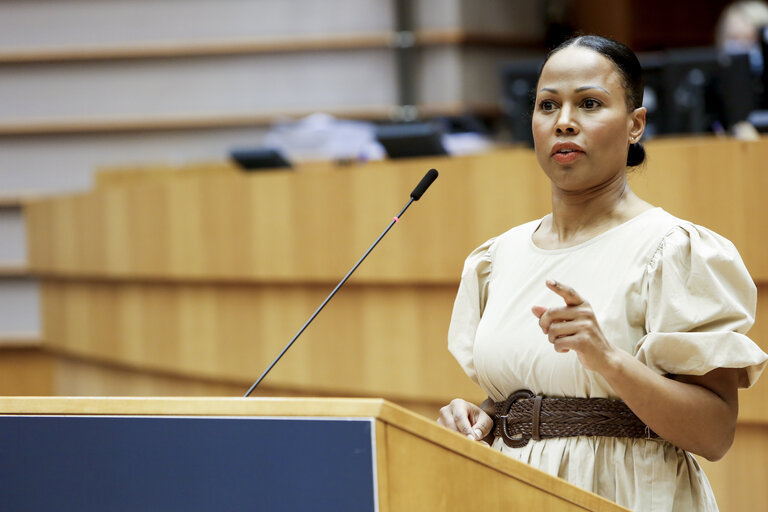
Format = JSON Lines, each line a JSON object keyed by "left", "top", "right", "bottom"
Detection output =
{"left": 536, "top": 173, "right": 652, "bottom": 248}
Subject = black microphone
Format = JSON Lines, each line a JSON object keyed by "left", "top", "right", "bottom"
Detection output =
{"left": 411, "top": 168, "right": 438, "bottom": 200}
{"left": 243, "top": 169, "right": 439, "bottom": 397}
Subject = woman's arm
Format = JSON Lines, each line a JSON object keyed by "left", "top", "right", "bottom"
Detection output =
{"left": 533, "top": 279, "right": 739, "bottom": 461}
{"left": 600, "top": 354, "right": 738, "bottom": 461}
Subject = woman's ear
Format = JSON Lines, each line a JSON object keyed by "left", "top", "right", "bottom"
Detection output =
{"left": 629, "top": 107, "right": 646, "bottom": 142}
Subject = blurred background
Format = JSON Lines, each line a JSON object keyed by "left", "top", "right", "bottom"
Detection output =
{"left": 1, "top": 1, "right": 767, "bottom": 509}
{"left": 2, "top": 0, "right": 766, "bottom": 196}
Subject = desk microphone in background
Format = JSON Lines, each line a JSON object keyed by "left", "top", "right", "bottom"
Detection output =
{"left": 243, "top": 168, "right": 439, "bottom": 397}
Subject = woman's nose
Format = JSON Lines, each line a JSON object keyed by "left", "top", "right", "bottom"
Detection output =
{"left": 555, "top": 105, "right": 579, "bottom": 135}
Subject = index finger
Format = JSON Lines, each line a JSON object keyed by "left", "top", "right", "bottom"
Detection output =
{"left": 546, "top": 279, "right": 584, "bottom": 306}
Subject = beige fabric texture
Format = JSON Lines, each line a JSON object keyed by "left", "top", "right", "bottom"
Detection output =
{"left": 448, "top": 207, "right": 767, "bottom": 512}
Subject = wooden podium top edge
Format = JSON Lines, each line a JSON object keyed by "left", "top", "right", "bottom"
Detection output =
{"left": 0, "top": 396, "right": 393, "bottom": 417}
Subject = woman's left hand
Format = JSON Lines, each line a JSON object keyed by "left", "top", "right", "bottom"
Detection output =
{"left": 531, "top": 279, "right": 617, "bottom": 372}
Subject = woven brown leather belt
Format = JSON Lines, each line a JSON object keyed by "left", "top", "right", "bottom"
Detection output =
{"left": 493, "top": 389, "right": 659, "bottom": 448}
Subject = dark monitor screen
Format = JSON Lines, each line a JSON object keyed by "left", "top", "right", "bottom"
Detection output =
{"left": 759, "top": 25, "right": 768, "bottom": 109}
{"left": 638, "top": 52, "right": 665, "bottom": 138}
{"left": 376, "top": 123, "right": 448, "bottom": 159}
{"left": 717, "top": 52, "right": 756, "bottom": 128}
{"left": 230, "top": 147, "right": 292, "bottom": 171}
{"left": 659, "top": 47, "right": 721, "bottom": 134}
{"left": 499, "top": 58, "right": 543, "bottom": 146}
{"left": 650, "top": 47, "right": 754, "bottom": 134}
{"left": 661, "top": 47, "right": 756, "bottom": 133}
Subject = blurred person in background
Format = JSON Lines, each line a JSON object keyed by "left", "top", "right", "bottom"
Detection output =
{"left": 716, "top": 0, "right": 768, "bottom": 138}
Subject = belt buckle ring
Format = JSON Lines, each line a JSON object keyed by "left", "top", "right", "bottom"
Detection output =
{"left": 497, "top": 389, "right": 535, "bottom": 448}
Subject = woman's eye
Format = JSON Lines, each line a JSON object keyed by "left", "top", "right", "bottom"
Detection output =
{"left": 582, "top": 98, "right": 600, "bottom": 110}
{"left": 538, "top": 100, "right": 556, "bottom": 111}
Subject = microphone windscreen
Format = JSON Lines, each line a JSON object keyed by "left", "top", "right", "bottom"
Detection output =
{"left": 410, "top": 168, "right": 439, "bottom": 200}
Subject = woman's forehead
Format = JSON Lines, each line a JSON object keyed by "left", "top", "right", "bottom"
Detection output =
{"left": 538, "top": 46, "right": 623, "bottom": 91}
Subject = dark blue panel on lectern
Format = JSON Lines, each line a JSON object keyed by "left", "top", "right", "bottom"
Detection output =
{"left": 0, "top": 416, "right": 376, "bottom": 512}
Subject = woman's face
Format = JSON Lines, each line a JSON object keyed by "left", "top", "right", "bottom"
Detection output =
{"left": 532, "top": 46, "right": 645, "bottom": 194}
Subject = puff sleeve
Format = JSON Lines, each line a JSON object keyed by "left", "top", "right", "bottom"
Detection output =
{"left": 447, "top": 238, "right": 495, "bottom": 384}
{"left": 635, "top": 224, "right": 767, "bottom": 388}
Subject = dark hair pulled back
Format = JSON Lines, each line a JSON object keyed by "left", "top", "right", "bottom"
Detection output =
{"left": 541, "top": 35, "right": 646, "bottom": 167}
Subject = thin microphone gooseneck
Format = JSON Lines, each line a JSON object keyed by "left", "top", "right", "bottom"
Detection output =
{"left": 244, "top": 168, "right": 439, "bottom": 397}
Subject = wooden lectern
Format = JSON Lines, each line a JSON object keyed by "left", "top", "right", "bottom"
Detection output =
{"left": 0, "top": 397, "right": 628, "bottom": 511}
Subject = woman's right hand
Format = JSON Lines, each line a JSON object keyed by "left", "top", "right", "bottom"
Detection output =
{"left": 437, "top": 398, "right": 495, "bottom": 444}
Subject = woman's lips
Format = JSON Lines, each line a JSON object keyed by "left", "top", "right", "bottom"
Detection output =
{"left": 551, "top": 143, "right": 585, "bottom": 164}
{"left": 552, "top": 150, "right": 584, "bottom": 164}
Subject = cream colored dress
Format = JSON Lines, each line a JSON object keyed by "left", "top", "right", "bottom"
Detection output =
{"left": 448, "top": 207, "right": 767, "bottom": 512}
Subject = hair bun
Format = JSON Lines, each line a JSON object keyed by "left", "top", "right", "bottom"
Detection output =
{"left": 627, "top": 142, "right": 646, "bottom": 166}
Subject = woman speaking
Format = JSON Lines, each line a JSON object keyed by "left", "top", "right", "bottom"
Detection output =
{"left": 438, "top": 35, "right": 767, "bottom": 511}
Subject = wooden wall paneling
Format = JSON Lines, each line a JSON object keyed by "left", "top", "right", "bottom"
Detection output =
{"left": 738, "top": 283, "right": 768, "bottom": 423}
{"left": 736, "top": 140, "right": 768, "bottom": 278}
{"left": 631, "top": 138, "right": 768, "bottom": 278}
{"left": 0, "top": 346, "right": 53, "bottom": 396}
{"left": 49, "top": 196, "right": 79, "bottom": 272}
{"left": 50, "top": 353, "right": 246, "bottom": 398}
{"left": 39, "top": 279, "right": 484, "bottom": 405}
{"left": 95, "top": 161, "right": 242, "bottom": 190}
{"left": 25, "top": 140, "right": 768, "bottom": 281}
{"left": 22, "top": 201, "right": 44, "bottom": 270}
{"left": 39, "top": 279, "right": 765, "bottom": 419}
{"left": 40, "top": 348, "right": 447, "bottom": 419}
{"left": 567, "top": 0, "right": 633, "bottom": 46}
{"left": 25, "top": 148, "right": 552, "bottom": 281}
{"left": 626, "top": 0, "right": 729, "bottom": 50}
{"left": 697, "top": 424, "right": 768, "bottom": 512}
{"left": 567, "top": 0, "right": 730, "bottom": 50}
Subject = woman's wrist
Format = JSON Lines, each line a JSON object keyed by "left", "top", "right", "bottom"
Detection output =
{"left": 596, "top": 345, "right": 632, "bottom": 386}
{"left": 480, "top": 398, "right": 497, "bottom": 444}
